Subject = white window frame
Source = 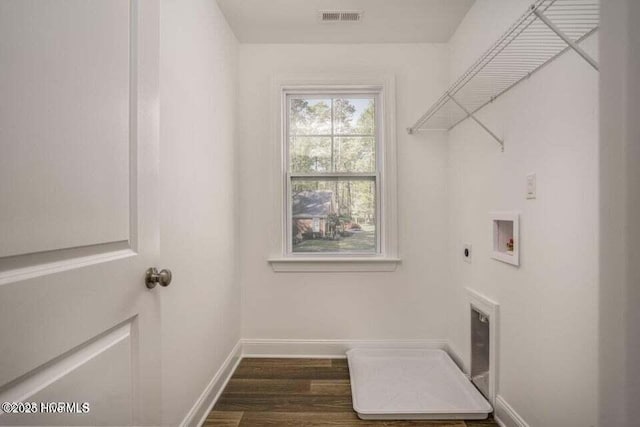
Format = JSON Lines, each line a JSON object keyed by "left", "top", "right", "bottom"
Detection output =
{"left": 285, "top": 90, "right": 382, "bottom": 256}
{"left": 268, "top": 75, "right": 400, "bottom": 272}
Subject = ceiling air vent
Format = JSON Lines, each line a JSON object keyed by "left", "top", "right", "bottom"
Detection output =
{"left": 319, "top": 10, "right": 363, "bottom": 23}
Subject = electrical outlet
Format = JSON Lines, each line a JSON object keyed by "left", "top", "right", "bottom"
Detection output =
{"left": 463, "top": 244, "right": 472, "bottom": 263}
{"left": 526, "top": 173, "right": 537, "bottom": 199}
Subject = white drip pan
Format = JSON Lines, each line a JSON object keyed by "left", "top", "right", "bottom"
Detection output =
{"left": 346, "top": 348, "right": 492, "bottom": 420}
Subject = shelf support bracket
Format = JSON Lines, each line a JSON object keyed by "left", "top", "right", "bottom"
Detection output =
{"left": 533, "top": 9, "right": 599, "bottom": 71}
{"left": 447, "top": 94, "right": 504, "bottom": 151}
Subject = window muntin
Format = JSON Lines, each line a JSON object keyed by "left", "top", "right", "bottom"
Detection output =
{"left": 286, "top": 93, "right": 380, "bottom": 255}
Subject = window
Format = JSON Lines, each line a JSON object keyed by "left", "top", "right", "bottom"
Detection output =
{"left": 285, "top": 91, "right": 381, "bottom": 255}
{"left": 270, "top": 78, "right": 398, "bottom": 271}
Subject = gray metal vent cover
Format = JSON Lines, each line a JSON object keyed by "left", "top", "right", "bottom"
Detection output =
{"left": 319, "top": 10, "right": 363, "bottom": 22}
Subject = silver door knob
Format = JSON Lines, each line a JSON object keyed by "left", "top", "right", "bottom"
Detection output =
{"left": 145, "top": 268, "right": 172, "bottom": 289}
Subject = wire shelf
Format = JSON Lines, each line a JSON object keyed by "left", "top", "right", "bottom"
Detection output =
{"left": 407, "top": 0, "right": 600, "bottom": 149}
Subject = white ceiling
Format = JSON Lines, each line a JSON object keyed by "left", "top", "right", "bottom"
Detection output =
{"left": 216, "top": 0, "right": 475, "bottom": 44}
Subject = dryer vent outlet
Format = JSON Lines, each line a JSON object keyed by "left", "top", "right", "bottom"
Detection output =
{"left": 471, "top": 307, "right": 490, "bottom": 400}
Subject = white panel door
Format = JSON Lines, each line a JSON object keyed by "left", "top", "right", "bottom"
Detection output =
{"left": 0, "top": 0, "right": 162, "bottom": 425}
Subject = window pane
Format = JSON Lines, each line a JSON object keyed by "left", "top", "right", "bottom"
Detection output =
{"left": 291, "top": 179, "right": 376, "bottom": 253}
{"left": 334, "top": 98, "right": 375, "bottom": 135}
{"left": 334, "top": 137, "right": 376, "bottom": 173}
{"left": 290, "top": 136, "right": 331, "bottom": 173}
{"left": 289, "top": 98, "right": 332, "bottom": 135}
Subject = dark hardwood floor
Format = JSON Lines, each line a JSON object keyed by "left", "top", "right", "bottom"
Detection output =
{"left": 205, "top": 358, "right": 499, "bottom": 427}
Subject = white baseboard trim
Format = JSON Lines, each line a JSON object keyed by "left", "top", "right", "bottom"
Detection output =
{"left": 241, "top": 338, "right": 450, "bottom": 358}
{"left": 494, "top": 395, "right": 529, "bottom": 427}
{"left": 180, "top": 340, "right": 242, "bottom": 427}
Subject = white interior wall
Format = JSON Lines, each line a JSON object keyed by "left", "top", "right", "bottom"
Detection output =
{"left": 159, "top": 1, "right": 240, "bottom": 424}
{"left": 446, "top": 1, "right": 599, "bottom": 426}
{"left": 237, "top": 44, "right": 454, "bottom": 341}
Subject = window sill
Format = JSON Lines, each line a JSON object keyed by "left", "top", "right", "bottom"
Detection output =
{"left": 268, "top": 257, "right": 401, "bottom": 272}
